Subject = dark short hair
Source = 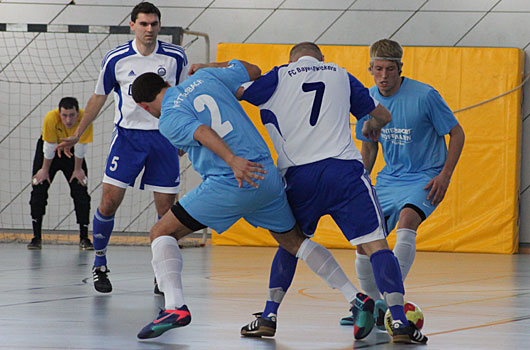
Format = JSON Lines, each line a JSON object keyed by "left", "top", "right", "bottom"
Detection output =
{"left": 131, "top": 2, "right": 161, "bottom": 23}
{"left": 132, "top": 72, "right": 166, "bottom": 103}
{"left": 58, "top": 97, "right": 79, "bottom": 111}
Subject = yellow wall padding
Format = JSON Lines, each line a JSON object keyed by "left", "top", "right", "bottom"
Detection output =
{"left": 212, "top": 43, "right": 523, "bottom": 254}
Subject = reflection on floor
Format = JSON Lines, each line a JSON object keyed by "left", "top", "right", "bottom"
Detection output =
{"left": 1, "top": 243, "right": 530, "bottom": 349}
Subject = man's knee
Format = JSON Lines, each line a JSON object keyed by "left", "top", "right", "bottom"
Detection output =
{"left": 270, "top": 225, "right": 305, "bottom": 256}
{"left": 98, "top": 185, "right": 126, "bottom": 216}
{"left": 398, "top": 206, "right": 423, "bottom": 229}
{"left": 358, "top": 238, "right": 390, "bottom": 256}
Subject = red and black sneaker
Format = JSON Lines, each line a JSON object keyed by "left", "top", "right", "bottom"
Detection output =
{"left": 352, "top": 292, "right": 375, "bottom": 340}
{"left": 137, "top": 305, "right": 192, "bottom": 339}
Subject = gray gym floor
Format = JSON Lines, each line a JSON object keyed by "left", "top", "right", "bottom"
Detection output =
{"left": 1, "top": 242, "right": 530, "bottom": 349}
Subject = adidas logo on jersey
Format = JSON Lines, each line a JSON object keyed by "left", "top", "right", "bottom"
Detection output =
{"left": 128, "top": 70, "right": 136, "bottom": 77}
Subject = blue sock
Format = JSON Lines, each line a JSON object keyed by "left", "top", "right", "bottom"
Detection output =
{"left": 92, "top": 208, "right": 114, "bottom": 267}
{"left": 263, "top": 246, "right": 298, "bottom": 318}
{"left": 370, "top": 249, "right": 408, "bottom": 325}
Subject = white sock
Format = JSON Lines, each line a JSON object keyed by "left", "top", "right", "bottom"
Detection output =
{"left": 151, "top": 235, "right": 185, "bottom": 310}
{"left": 296, "top": 239, "right": 358, "bottom": 303}
{"left": 393, "top": 228, "right": 417, "bottom": 280}
{"left": 355, "top": 252, "right": 381, "bottom": 300}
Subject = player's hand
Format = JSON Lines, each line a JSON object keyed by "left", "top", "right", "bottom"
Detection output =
{"left": 227, "top": 155, "right": 267, "bottom": 188}
{"left": 361, "top": 118, "right": 382, "bottom": 142}
{"left": 32, "top": 169, "right": 50, "bottom": 186}
{"left": 424, "top": 172, "right": 450, "bottom": 205}
{"left": 70, "top": 169, "right": 88, "bottom": 187}
{"left": 55, "top": 135, "right": 80, "bottom": 158}
{"left": 188, "top": 63, "right": 209, "bottom": 76}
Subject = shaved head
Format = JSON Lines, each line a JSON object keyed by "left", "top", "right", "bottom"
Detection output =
{"left": 289, "top": 42, "right": 324, "bottom": 63}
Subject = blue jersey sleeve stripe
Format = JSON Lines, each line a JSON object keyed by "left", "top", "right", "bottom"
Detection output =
{"left": 348, "top": 73, "right": 376, "bottom": 119}
{"left": 260, "top": 109, "right": 282, "bottom": 136}
{"left": 103, "top": 49, "right": 135, "bottom": 95}
{"left": 159, "top": 41, "right": 188, "bottom": 65}
{"left": 101, "top": 41, "right": 131, "bottom": 69}
{"left": 102, "top": 43, "right": 129, "bottom": 63}
{"left": 241, "top": 66, "right": 280, "bottom": 106}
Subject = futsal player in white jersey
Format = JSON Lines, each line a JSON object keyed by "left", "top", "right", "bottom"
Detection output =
{"left": 56, "top": 2, "right": 189, "bottom": 294}
{"left": 238, "top": 42, "right": 427, "bottom": 344}
{"left": 339, "top": 39, "right": 464, "bottom": 326}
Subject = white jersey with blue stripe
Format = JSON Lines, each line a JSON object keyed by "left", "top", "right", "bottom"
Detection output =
{"left": 241, "top": 56, "right": 377, "bottom": 174}
{"left": 159, "top": 60, "right": 271, "bottom": 178}
{"left": 95, "top": 39, "right": 189, "bottom": 130}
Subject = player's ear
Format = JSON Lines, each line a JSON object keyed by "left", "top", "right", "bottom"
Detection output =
{"left": 368, "top": 66, "right": 373, "bottom": 75}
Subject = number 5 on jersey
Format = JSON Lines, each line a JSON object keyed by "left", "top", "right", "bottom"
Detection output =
{"left": 193, "top": 94, "right": 233, "bottom": 137}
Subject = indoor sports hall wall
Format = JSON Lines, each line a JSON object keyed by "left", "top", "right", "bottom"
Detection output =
{"left": 212, "top": 43, "right": 523, "bottom": 255}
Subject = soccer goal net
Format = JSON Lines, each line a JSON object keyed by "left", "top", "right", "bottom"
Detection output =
{"left": 0, "top": 23, "right": 209, "bottom": 245}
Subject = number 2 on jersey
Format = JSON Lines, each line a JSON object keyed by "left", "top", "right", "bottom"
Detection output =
{"left": 193, "top": 94, "right": 233, "bottom": 137}
{"left": 302, "top": 82, "right": 325, "bottom": 126}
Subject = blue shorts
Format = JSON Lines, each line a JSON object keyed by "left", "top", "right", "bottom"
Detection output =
{"left": 284, "top": 158, "right": 387, "bottom": 246}
{"left": 103, "top": 126, "right": 180, "bottom": 193}
{"left": 179, "top": 159, "right": 296, "bottom": 233}
{"left": 375, "top": 174, "right": 439, "bottom": 232}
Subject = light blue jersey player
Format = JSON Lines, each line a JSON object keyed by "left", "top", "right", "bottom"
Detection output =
{"left": 238, "top": 42, "right": 428, "bottom": 344}
{"left": 346, "top": 39, "right": 464, "bottom": 328}
{"left": 356, "top": 78, "right": 458, "bottom": 232}
{"left": 131, "top": 59, "right": 379, "bottom": 341}
{"left": 56, "top": 2, "right": 189, "bottom": 294}
{"left": 158, "top": 60, "right": 291, "bottom": 233}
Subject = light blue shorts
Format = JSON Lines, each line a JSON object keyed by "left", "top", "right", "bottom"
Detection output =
{"left": 375, "top": 174, "right": 439, "bottom": 232}
{"left": 103, "top": 126, "right": 180, "bottom": 193}
{"left": 179, "top": 160, "right": 296, "bottom": 234}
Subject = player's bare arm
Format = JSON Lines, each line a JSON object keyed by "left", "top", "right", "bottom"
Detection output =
{"left": 55, "top": 93, "right": 107, "bottom": 158}
{"left": 193, "top": 124, "right": 266, "bottom": 188}
{"left": 362, "top": 104, "right": 391, "bottom": 141}
{"left": 425, "top": 123, "right": 465, "bottom": 205}
{"left": 360, "top": 140, "right": 379, "bottom": 174}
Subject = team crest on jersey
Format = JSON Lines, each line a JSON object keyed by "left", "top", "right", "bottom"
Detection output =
{"left": 157, "top": 66, "right": 167, "bottom": 77}
{"left": 128, "top": 70, "right": 136, "bottom": 77}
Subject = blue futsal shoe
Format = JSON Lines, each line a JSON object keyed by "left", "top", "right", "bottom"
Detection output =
{"left": 374, "top": 299, "right": 388, "bottom": 330}
{"left": 340, "top": 298, "right": 387, "bottom": 330}
{"left": 352, "top": 292, "right": 375, "bottom": 340}
{"left": 137, "top": 305, "right": 191, "bottom": 339}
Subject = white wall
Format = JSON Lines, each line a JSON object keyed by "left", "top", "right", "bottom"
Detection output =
{"left": 1, "top": 0, "right": 529, "bottom": 243}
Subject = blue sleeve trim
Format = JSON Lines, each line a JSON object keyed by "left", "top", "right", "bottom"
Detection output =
{"left": 260, "top": 109, "right": 282, "bottom": 136}
{"left": 241, "top": 66, "right": 280, "bottom": 106}
{"left": 348, "top": 73, "right": 376, "bottom": 119}
{"left": 102, "top": 44, "right": 135, "bottom": 95}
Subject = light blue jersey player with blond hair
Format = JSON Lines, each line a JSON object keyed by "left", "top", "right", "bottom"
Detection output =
{"left": 341, "top": 38, "right": 464, "bottom": 330}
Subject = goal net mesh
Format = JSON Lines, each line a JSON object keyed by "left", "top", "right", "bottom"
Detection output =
{"left": 0, "top": 26, "right": 205, "bottom": 245}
